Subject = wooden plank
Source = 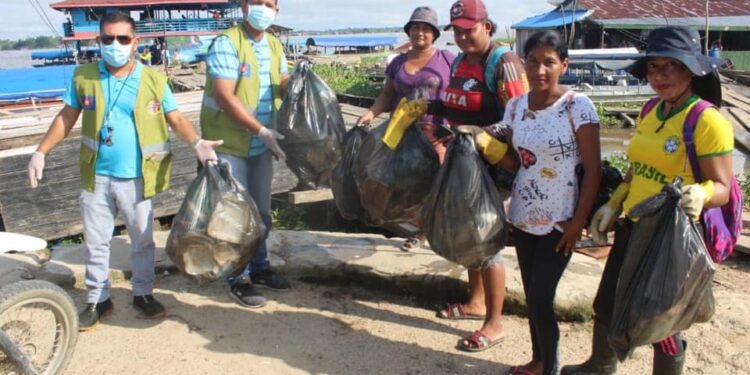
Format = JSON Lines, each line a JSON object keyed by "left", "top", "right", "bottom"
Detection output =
{"left": 722, "top": 107, "right": 750, "bottom": 156}
{"left": 288, "top": 188, "right": 333, "bottom": 204}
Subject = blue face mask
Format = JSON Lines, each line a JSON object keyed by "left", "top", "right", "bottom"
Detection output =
{"left": 247, "top": 5, "right": 276, "bottom": 31}
{"left": 101, "top": 40, "right": 132, "bottom": 68}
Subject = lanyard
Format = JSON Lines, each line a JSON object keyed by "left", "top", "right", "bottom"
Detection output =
{"left": 102, "top": 64, "right": 135, "bottom": 146}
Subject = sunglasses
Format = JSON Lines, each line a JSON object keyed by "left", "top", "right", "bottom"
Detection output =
{"left": 101, "top": 34, "right": 133, "bottom": 45}
{"left": 103, "top": 125, "right": 114, "bottom": 147}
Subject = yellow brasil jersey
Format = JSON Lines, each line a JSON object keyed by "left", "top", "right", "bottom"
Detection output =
{"left": 623, "top": 95, "right": 734, "bottom": 215}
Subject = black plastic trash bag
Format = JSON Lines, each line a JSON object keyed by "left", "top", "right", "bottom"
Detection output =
{"left": 609, "top": 180, "right": 716, "bottom": 360}
{"left": 166, "top": 162, "right": 265, "bottom": 282}
{"left": 576, "top": 160, "right": 624, "bottom": 222}
{"left": 331, "top": 126, "right": 368, "bottom": 220}
{"left": 421, "top": 134, "right": 508, "bottom": 269}
{"left": 353, "top": 121, "right": 440, "bottom": 226}
{"left": 276, "top": 60, "right": 346, "bottom": 189}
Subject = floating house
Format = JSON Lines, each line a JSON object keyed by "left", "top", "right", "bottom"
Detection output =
{"left": 50, "top": 0, "right": 244, "bottom": 41}
{"left": 512, "top": 0, "right": 750, "bottom": 69}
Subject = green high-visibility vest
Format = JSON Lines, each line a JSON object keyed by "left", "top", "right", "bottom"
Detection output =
{"left": 74, "top": 62, "right": 172, "bottom": 198}
{"left": 200, "top": 25, "right": 284, "bottom": 157}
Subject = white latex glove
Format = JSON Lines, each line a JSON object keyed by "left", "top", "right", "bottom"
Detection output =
{"left": 680, "top": 184, "right": 709, "bottom": 221}
{"left": 258, "top": 127, "right": 286, "bottom": 160}
{"left": 193, "top": 139, "right": 223, "bottom": 166}
{"left": 588, "top": 205, "right": 619, "bottom": 245}
{"left": 27, "top": 151, "right": 45, "bottom": 188}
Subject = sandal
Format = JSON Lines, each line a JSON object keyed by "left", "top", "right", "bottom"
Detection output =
{"left": 400, "top": 237, "right": 421, "bottom": 252}
{"left": 436, "top": 303, "right": 485, "bottom": 320}
{"left": 458, "top": 330, "right": 504, "bottom": 352}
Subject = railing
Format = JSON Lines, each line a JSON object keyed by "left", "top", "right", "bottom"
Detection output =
{"left": 135, "top": 18, "right": 241, "bottom": 35}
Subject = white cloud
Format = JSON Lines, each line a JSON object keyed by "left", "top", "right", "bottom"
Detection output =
{"left": 0, "top": 0, "right": 553, "bottom": 40}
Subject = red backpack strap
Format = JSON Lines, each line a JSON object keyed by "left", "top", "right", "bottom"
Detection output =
{"left": 639, "top": 96, "right": 661, "bottom": 120}
{"left": 683, "top": 99, "right": 716, "bottom": 182}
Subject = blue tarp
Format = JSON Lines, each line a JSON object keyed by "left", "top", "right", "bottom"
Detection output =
{"left": 31, "top": 50, "right": 74, "bottom": 60}
{"left": 512, "top": 10, "right": 590, "bottom": 29}
{"left": 0, "top": 65, "right": 76, "bottom": 102}
{"left": 31, "top": 48, "right": 101, "bottom": 60}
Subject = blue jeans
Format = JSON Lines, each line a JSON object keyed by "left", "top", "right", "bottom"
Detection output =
{"left": 80, "top": 176, "right": 155, "bottom": 303}
{"left": 217, "top": 151, "right": 273, "bottom": 283}
{"left": 514, "top": 228, "right": 571, "bottom": 375}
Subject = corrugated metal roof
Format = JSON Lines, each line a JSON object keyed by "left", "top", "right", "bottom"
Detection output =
{"left": 576, "top": 0, "right": 750, "bottom": 20}
{"left": 51, "top": 0, "right": 230, "bottom": 9}
{"left": 512, "top": 9, "right": 592, "bottom": 29}
{"left": 596, "top": 16, "right": 750, "bottom": 31}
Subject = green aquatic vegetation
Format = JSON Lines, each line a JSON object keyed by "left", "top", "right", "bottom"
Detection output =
{"left": 312, "top": 63, "right": 381, "bottom": 97}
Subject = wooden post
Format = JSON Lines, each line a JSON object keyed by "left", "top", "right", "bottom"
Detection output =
{"left": 569, "top": 0, "right": 578, "bottom": 48}
{"left": 704, "top": 0, "right": 710, "bottom": 53}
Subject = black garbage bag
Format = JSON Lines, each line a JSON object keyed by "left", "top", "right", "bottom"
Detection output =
{"left": 576, "top": 160, "right": 624, "bottom": 222}
{"left": 331, "top": 126, "right": 368, "bottom": 220}
{"left": 276, "top": 60, "right": 345, "bottom": 189}
{"left": 166, "top": 162, "right": 265, "bottom": 282}
{"left": 421, "top": 133, "right": 508, "bottom": 269}
{"left": 609, "top": 180, "right": 716, "bottom": 360}
{"left": 353, "top": 121, "right": 440, "bottom": 226}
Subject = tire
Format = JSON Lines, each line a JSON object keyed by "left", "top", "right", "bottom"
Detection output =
{"left": 0, "top": 280, "right": 79, "bottom": 375}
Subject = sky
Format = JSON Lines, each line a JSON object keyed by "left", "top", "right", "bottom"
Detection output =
{"left": 0, "top": 0, "right": 554, "bottom": 40}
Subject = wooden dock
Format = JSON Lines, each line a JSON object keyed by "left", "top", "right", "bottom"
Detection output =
{"left": 0, "top": 92, "right": 379, "bottom": 240}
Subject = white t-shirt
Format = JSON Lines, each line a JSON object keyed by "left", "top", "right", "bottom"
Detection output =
{"left": 504, "top": 91, "right": 599, "bottom": 235}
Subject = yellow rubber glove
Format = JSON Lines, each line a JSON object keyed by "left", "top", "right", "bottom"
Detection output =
{"left": 681, "top": 180, "right": 714, "bottom": 221}
{"left": 588, "top": 182, "right": 630, "bottom": 244}
{"left": 382, "top": 98, "right": 427, "bottom": 150}
{"left": 456, "top": 125, "right": 508, "bottom": 165}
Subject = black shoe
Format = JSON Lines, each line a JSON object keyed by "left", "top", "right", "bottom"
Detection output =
{"left": 229, "top": 283, "right": 267, "bottom": 308}
{"left": 79, "top": 299, "right": 114, "bottom": 332}
{"left": 133, "top": 295, "right": 166, "bottom": 318}
{"left": 250, "top": 269, "right": 290, "bottom": 291}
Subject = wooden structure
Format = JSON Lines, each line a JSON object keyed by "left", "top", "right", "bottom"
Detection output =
{"left": 50, "top": 0, "right": 244, "bottom": 41}
{"left": 0, "top": 92, "right": 377, "bottom": 240}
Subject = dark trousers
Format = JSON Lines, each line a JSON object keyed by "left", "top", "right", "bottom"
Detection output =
{"left": 593, "top": 219, "right": 685, "bottom": 356}
{"left": 514, "top": 228, "right": 571, "bottom": 375}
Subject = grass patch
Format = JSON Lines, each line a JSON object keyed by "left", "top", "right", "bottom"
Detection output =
{"left": 605, "top": 152, "right": 630, "bottom": 175}
{"left": 312, "top": 63, "right": 381, "bottom": 97}
{"left": 359, "top": 54, "right": 388, "bottom": 66}
{"left": 596, "top": 102, "right": 622, "bottom": 128}
{"left": 271, "top": 198, "right": 309, "bottom": 230}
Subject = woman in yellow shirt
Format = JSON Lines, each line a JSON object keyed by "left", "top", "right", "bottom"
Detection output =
{"left": 561, "top": 27, "right": 733, "bottom": 375}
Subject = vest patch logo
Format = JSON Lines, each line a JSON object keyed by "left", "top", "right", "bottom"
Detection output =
{"left": 664, "top": 136, "right": 680, "bottom": 155}
{"left": 146, "top": 99, "right": 161, "bottom": 115}
{"left": 82, "top": 95, "right": 96, "bottom": 110}
{"left": 462, "top": 78, "right": 479, "bottom": 91}
{"left": 239, "top": 63, "right": 251, "bottom": 77}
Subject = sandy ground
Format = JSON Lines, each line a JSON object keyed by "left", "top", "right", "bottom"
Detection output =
{"left": 62, "top": 256, "right": 750, "bottom": 375}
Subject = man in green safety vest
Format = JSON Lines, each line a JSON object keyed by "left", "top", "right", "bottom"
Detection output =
{"left": 27, "top": 12, "right": 222, "bottom": 331}
{"left": 200, "top": 0, "right": 291, "bottom": 308}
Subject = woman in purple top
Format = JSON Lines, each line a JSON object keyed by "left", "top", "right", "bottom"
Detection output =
{"left": 356, "top": 6, "right": 455, "bottom": 251}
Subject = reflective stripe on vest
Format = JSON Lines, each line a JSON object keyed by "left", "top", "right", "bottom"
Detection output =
{"left": 201, "top": 96, "right": 256, "bottom": 116}
{"left": 82, "top": 135, "right": 98, "bottom": 152}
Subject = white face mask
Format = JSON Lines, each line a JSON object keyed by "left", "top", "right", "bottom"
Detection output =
{"left": 246, "top": 4, "right": 276, "bottom": 31}
{"left": 101, "top": 39, "right": 133, "bottom": 68}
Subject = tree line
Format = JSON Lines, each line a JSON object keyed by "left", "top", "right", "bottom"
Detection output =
{"left": 0, "top": 36, "right": 62, "bottom": 51}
